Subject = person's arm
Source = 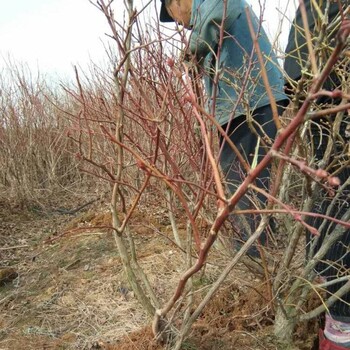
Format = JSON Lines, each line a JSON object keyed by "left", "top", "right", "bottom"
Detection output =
{"left": 189, "top": 0, "right": 243, "bottom": 60}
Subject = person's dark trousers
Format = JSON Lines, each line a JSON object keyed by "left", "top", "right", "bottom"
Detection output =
{"left": 304, "top": 95, "right": 350, "bottom": 323}
{"left": 285, "top": 73, "right": 350, "bottom": 322}
{"left": 219, "top": 101, "right": 289, "bottom": 256}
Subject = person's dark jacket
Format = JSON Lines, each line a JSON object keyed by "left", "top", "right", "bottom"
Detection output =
{"left": 284, "top": 0, "right": 347, "bottom": 80}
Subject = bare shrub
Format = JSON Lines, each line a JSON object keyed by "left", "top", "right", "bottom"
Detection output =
{"left": 0, "top": 62, "right": 85, "bottom": 208}
{"left": 61, "top": 1, "right": 350, "bottom": 348}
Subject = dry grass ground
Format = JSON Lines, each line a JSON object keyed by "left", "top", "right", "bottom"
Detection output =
{"left": 0, "top": 200, "right": 320, "bottom": 350}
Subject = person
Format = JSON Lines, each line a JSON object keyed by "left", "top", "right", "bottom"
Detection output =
{"left": 160, "top": 0, "right": 349, "bottom": 349}
{"left": 284, "top": 2, "right": 350, "bottom": 349}
{"left": 159, "top": 0, "right": 288, "bottom": 255}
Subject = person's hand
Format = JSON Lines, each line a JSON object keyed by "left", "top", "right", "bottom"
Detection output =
{"left": 180, "top": 50, "right": 200, "bottom": 79}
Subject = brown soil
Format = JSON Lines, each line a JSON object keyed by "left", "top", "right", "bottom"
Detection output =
{"left": 0, "top": 201, "right": 320, "bottom": 350}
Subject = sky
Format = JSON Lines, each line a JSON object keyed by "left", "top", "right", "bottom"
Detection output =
{"left": 0, "top": 0, "right": 297, "bottom": 81}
